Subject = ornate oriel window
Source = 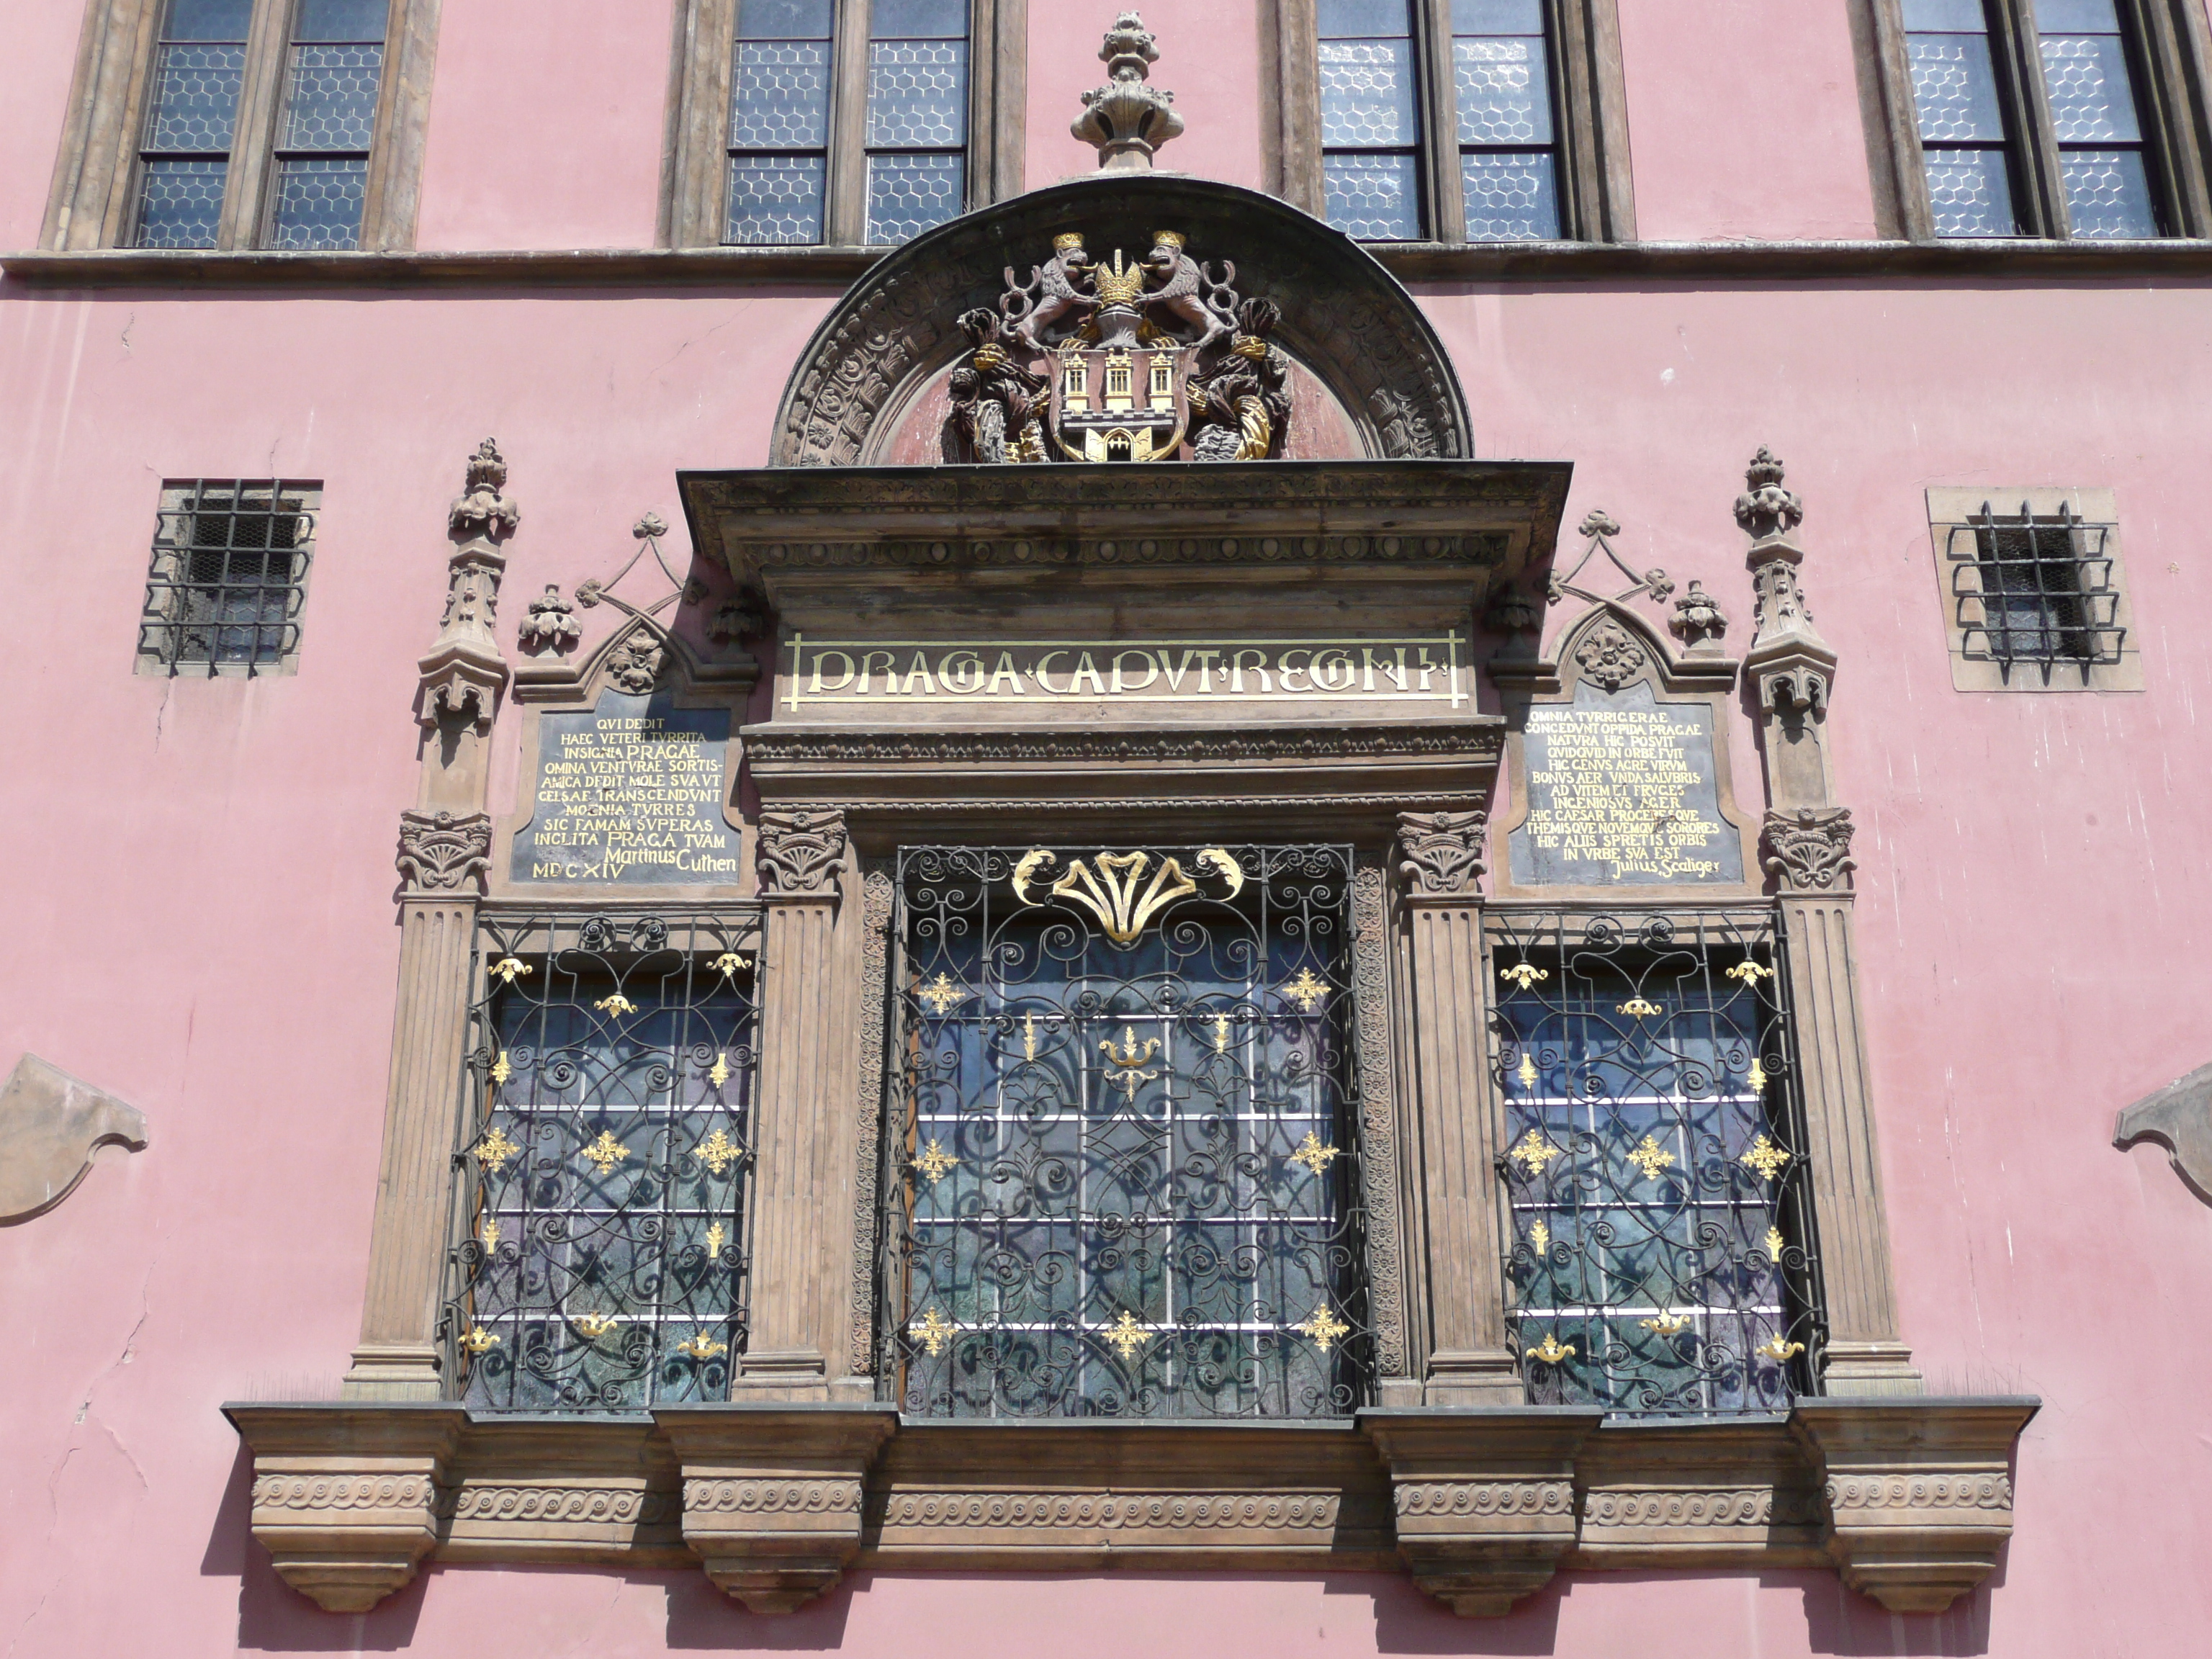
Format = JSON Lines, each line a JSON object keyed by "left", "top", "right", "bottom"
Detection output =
{"left": 669, "top": 0, "right": 1023, "bottom": 248}
{"left": 881, "top": 846, "right": 1374, "bottom": 1418}
{"left": 444, "top": 913, "right": 757, "bottom": 1411}
{"left": 1871, "top": 0, "right": 2212, "bottom": 238}
{"left": 1491, "top": 912, "right": 1822, "bottom": 1415}
{"left": 1268, "top": 0, "right": 1634, "bottom": 244}
{"left": 136, "top": 477, "right": 317, "bottom": 674}
{"left": 43, "top": 0, "right": 435, "bottom": 252}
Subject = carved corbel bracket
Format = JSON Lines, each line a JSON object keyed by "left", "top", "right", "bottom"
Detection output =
{"left": 2115, "top": 1061, "right": 2212, "bottom": 1204}
{"left": 1763, "top": 806, "right": 1856, "bottom": 894}
{"left": 1396, "top": 809, "right": 1487, "bottom": 900}
{"left": 756, "top": 807, "right": 849, "bottom": 900}
{"left": 226, "top": 1403, "right": 466, "bottom": 1613}
{"left": 655, "top": 1405, "right": 899, "bottom": 1612}
{"left": 1791, "top": 1398, "right": 2037, "bottom": 1614}
{"left": 396, "top": 810, "right": 493, "bottom": 896}
{"left": 0, "top": 1053, "right": 146, "bottom": 1223}
{"left": 1361, "top": 1408, "right": 1603, "bottom": 1616}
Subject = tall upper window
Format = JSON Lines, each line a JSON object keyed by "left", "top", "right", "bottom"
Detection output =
{"left": 1893, "top": 0, "right": 2190, "bottom": 238}
{"left": 1288, "top": 0, "right": 1630, "bottom": 245}
{"left": 709, "top": 0, "right": 985, "bottom": 248}
{"left": 45, "top": 0, "right": 428, "bottom": 252}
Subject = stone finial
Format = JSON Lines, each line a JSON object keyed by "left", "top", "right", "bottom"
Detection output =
{"left": 1669, "top": 579, "right": 1729, "bottom": 652}
{"left": 448, "top": 438, "right": 520, "bottom": 545}
{"left": 1733, "top": 446, "right": 1803, "bottom": 543}
{"left": 1072, "top": 12, "right": 1184, "bottom": 172}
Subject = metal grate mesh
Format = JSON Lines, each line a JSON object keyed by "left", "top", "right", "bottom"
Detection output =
{"left": 1491, "top": 911, "right": 1825, "bottom": 1416}
{"left": 138, "top": 480, "right": 314, "bottom": 673}
{"left": 1944, "top": 500, "right": 2124, "bottom": 681}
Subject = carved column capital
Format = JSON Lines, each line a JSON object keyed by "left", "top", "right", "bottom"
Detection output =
{"left": 1763, "top": 807, "right": 1856, "bottom": 894}
{"left": 1396, "top": 809, "right": 1487, "bottom": 899}
{"left": 756, "top": 808, "right": 849, "bottom": 899}
{"left": 395, "top": 810, "right": 493, "bottom": 896}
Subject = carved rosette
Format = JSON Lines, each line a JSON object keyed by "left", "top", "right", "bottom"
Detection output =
{"left": 1763, "top": 807, "right": 1856, "bottom": 894}
{"left": 1396, "top": 810, "right": 1487, "bottom": 899}
{"left": 850, "top": 867, "right": 894, "bottom": 1377}
{"left": 395, "top": 810, "right": 493, "bottom": 895}
{"left": 1570, "top": 619, "right": 1648, "bottom": 689}
{"left": 756, "top": 808, "right": 849, "bottom": 899}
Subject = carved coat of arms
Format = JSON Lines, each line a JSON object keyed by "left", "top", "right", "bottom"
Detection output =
{"left": 947, "top": 230, "right": 1290, "bottom": 465}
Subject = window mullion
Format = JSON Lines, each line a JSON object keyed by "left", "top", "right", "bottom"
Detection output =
{"left": 1991, "top": 0, "right": 2069, "bottom": 234}
{"left": 215, "top": 0, "right": 292, "bottom": 248}
{"left": 825, "top": 0, "right": 872, "bottom": 246}
{"left": 1418, "top": 0, "right": 1465, "bottom": 243}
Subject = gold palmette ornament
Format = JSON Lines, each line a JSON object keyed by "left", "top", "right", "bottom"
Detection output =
{"left": 1741, "top": 1133, "right": 1790, "bottom": 1180}
{"left": 572, "top": 1312, "right": 619, "bottom": 1339}
{"left": 580, "top": 1130, "right": 630, "bottom": 1174}
{"left": 462, "top": 1326, "right": 500, "bottom": 1355}
{"left": 695, "top": 1128, "right": 742, "bottom": 1175}
{"left": 490, "top": 956, "right": 532, "bottom": 985}
{"left": 1500, "top": 962, "right": 1548, "bottom": 991}
{"left": 914, "top": 1138, "right": 959, "bottom": 1184}
{"left": 473, "top": 1126, "right": 521, "bottom": 1171}
{"left": 1528, "top": 1334, "right": 1575, "bottom": 1364}
{"left": 1529, "top": 1219, "right": 1550, "bottom": 1252}
{"left": 1296, "top": 1305, "right": 1352, "bottom": 1352}
{"left": 918, "top": 974, "right": 967, "bottom": 1014}
{"left": 1758, "top": 1336, "right": 1807, "bottom": 1361}
{"left": 1726, "top": 961, "right": 1774, "bottom": 985}
{"left": 676, "top": 1331, "right": 728, "bottom": 1360}
{"left": 594, "top": 993, "right": 637, "bottom": 1017}
{"left": 1509, "top": 1129, "right": 1561, "bottom": 1174}
{"left": 1641, "top": 1313, "right": 1692, "bottom": 1337}
{"left": 909, "top": 1306, "right": 957, "bottom": 1357}
{"left": 1289, "top": 1131, "right": 1341, "bottom": 1177}
{"left": 490, "top": 1050, "right": 512, "bottom": 1084}
{"left": 704, "top": 1221, "right": 726, "bottom": 1257}
{"left": 1102, "top": 1308, "right": 1151, "bottom": 1361}
{"left": 1617, "top": 997, "right": 1663, "bottom": 1020}
{"left": 1627, "top": 1136, "right": 1676, "bottom": 1180}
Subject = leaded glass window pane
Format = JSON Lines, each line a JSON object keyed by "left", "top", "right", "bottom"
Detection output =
{"left": 886, "top": 847, "right": 1373, "bottom": 1419}
{"left": 1450, "top": 0, "right": 1560, "bottom": 240}
{"left": 863, "top": 0, "right": 969, "bottom": 245}
{"left": 1319, "top": 0, "right": 1424, "bottom": 239}
{"left": 449, "top": 917, "right": 757, "bottom": 1412}
{"left": 727, "top": 153, "right": 827, "bottom": 243}
{"left": 726, "top": 0, "right": 834, "bottom": 244}
{"left": 2034, "top": 0, "right": 2161, "bottom": 235}
{"left": 266, "top": 0, "right": 387, "bottom": 250}
{"left": 1493, "top": 914, "right": 1820, "bottom": 1416}
{"left": 133, "top": 0, "right": 253, "bottom": 247}
{"left": 1903, "top": 1, "right": 2020, "bottom": 235}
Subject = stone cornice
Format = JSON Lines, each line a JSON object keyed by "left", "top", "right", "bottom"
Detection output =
{"left": 743, "top": 720, "right": 1504, "bottom": 768}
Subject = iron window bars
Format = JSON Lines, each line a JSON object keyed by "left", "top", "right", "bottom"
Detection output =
{"left": 1943, "top": 499, "right": 2123, "bottom": 682}
{"left": 881, "top": 845, "right": 1374, "bottom": 1419}
{"left": 138, "top": 478, "right": 314, "bottom": 673}
{"left": 1491, "top": 910, "right": 1825, "bottom": 1416}
{"left": 444, "top": 912, "right": 760, "bottom": 1411}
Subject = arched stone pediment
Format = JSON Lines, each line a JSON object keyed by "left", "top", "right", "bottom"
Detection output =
{"left": 773, "top": 174, "right": 1472, "bottom": 467}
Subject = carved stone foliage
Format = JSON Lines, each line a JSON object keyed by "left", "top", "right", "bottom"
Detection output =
{"left": 1074, "top": 10, "right": 1183, "bottom": 171}
{"left": 772, "top": 174, "right": 1469, "bottom": 467}
{"left": 1351, "top": 860, "right": 1406, "bottom": 1378}
{"left": 518, "top": 585, "right": 579, "bottom": 654}
{"left": 1570, "top": 619, "right": 1650, "bottom": 689}
{"left": 2114, "top": 1061, "right": 2212, "bottom": 1205}
{"left": 1735, "top": 445, "right": 1804, "bottom": 542}
{"left": 447, "top": 439, "right": 521, "bottom": 547}
{"left": 850, "top": 868, "right": 894, "bottom": 1377}
{"left": 1671, "top": 580, "right": 1730, "bottom": 651}
{"left": 1397, "top": 810, "right": 1487, "bottom": 898}
{"left": 0, "top": 1053, "right": 146, "bottom": 1224}
{"left": 395, "top": 810, "right": 493, "bottom": 895}
{"left": 603, "top": 633, "right": 665, "bottom": 696}
{"left": 755, "top": 808, "right": 848, "bottom": 899}
{"left": 1763, "top": 807, "right": 1856, "bottom": 894}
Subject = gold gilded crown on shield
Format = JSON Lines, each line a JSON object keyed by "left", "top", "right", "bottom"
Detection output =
{"left": 1151, "top": 230, "right": 1185, "bottom": 250}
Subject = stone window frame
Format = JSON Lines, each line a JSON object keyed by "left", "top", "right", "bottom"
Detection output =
{"left": 134, "top": 475, "right": 320, "bottom": 677}
{"left": 1261, "top": 0, "right": 1637, "bottom": 244}
{"left": 41, "top": 0, "right": 439, "bottom": 252}
{"left": 1852, "top": 0, "right": 2212, "bottom": 240}
{"left": 660, "top": 0, "right": 1027, "bottom": 251}
{"left": 1924, "top": 485, "right": 2145, "bottom": 691}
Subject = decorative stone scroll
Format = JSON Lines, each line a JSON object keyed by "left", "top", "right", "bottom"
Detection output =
{"left": 395, "top": 809, "right": 493, "bottom": 894}
{"left": 755, "top": 807, "right": 848, "bottom": 899}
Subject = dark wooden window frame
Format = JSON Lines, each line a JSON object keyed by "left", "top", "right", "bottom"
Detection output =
{"left": 1854, "top": 0, "right": 2212, "bottom": 238}
{"left": 662, "top": 0, "right": 1026, "bottom": 250}
{"left": 1262, "top": 0, "right": 1635, "bottom": 244}
{"left": 42, "top": 0, "right": 439, "bottom": 252}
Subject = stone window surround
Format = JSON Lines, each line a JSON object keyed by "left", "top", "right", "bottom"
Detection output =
{"left": 1924, "top": 484, "right": 2145, "bottom": 691}
{"left": 660, "top": 0, "right": 1028, "bottom": 251}
{"left": 1260, "top": 0, "right": 1637, "bottom": 244}
{"left": 133, "top": 475, "right": 319, "bottom": 677}
{"left": 1850, "top": 0, "right": 2212, "bottom": 240}
{"left": 41, "top": 0, "right": 440, "bottom": 253}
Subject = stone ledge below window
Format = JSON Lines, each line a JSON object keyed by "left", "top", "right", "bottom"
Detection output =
{"left": 223, "top": 1395, "right": 2036, "bottom": 1619}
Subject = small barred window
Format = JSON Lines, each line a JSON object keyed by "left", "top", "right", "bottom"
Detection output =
{"left": 447, "top": 915, "right": 758, "bottom": 1411}
{"left": 1492, "top": 913, "right": 1822, "bottom": 1416}
{"left": 1926, "top": 487, "right": 2141, "bottom": 691}
{"left": 137, "top": 479, "right": 316, "bottom": 674}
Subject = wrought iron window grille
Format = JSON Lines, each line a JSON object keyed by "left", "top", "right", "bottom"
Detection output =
{"left": 1944, "top": 500, "right": 2123, "bottom": 684}
{"left": 1490, "top": 910, "right": 1827, "bottom": 1418}
{"left": 881, "top": 845, "right": 1375, "bottom": 1419}
{"left": 443, "top": 912, "right": 760, "bottom": 1411}
{"left": 138, "top": 479, "right": 315, "bottom": 674}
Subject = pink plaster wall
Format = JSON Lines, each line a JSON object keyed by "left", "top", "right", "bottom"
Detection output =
{"left": 0, "top": 1, "right": 89, "bottom": 247}
{"left": 1617, "top": 1, "right": 1880, "bottom": 240}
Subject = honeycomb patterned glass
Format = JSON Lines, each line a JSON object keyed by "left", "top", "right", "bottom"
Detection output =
{"left": 1924, "top": 150, "right": 2018, "bottom": 235}
{"left": 145, "top": 43, "right": 246, "bottom": 153}
{"left": 135, "top": 158, "right": 230, "bottom": 248}
{"left": 280, "top": 44, "right": 385, "bottom": 150}
{"left": 731, "top": 42, "right": 830, "bottom": 148}
{"left": 867, "top": 40, "right": 968, "bottom": 148}
{"left": 1324, "top": 154, "right": 1419, "bottom": 240}
{"left": 1463, "top": 151, "right": 1559, "bottom": 240}
{"left": 1453, "top": 37, "right": 1552, "bottom": 146}
{"left": 2038, "top": 32, "right": 2139, "bottom": 141}
{"left": 2060, "top": 148, "right": 2157, "bottom": 236}
{"left": 725, "top": 155, "right": 826, "bottom": 244}
{"left": 269, "top": 157, "right": 368, "bottom": 248}
{"left": 867, "top": 153, "right": 964, "bottom": 244}
{"left": 1319, "top": 40, "right": 1416, "bottom": 148}
{"left": 1905, "top": 35, "right": 2007, "bottom": 143}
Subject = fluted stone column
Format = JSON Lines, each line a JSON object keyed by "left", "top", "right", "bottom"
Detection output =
{"left": 1737, "top": 449, "right": 1920, "bottom": 1396}
{"left": 1396, "top": 811, "right": 1522, "bottom": 1405}
{"left": 738, "top": 807, "right": 863, "bottom": 1399}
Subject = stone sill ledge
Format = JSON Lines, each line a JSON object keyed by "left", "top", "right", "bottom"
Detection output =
{"left": 7, "top": 239, "right": 2211, "bottom": 289}
{"left": 225, "top": 1395, "right": 2035, "bottom": 1621}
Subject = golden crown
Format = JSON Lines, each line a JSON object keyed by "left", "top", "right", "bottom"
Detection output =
{"left": 1151, "top": 230, "right": 1185, "bottom": 250}
{"left": 1053, "top": 232, "right": 1086, "bottom": 251}
{"left": 1094, "top": 258, "right": 1147, "bottom": 305}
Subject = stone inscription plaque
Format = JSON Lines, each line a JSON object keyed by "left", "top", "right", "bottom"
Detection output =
{"left": 513, "top": 691, "right": 741, "bottom": 884}
{"left": 1506, "top": 681, "right": 1742, "bottom": 886}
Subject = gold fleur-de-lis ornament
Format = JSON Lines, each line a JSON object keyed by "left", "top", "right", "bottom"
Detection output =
{"left": 1296, "top": 1305, "right": 1352, "bottom": 1352}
